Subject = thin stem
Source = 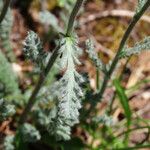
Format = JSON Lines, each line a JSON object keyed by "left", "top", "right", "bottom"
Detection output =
{"left": 66, "top": 0, "right": 84, "bottom": 36}
{"left": 0, "top": 0, "right": 11, "bottom": 24}
{"left": 116, "top": 126, "right": 150, "bottom": 137}
{"left": 108, "top": 57, "right": 131, "bottom": 115}
{"left": 19, "top": 0, "right": 84, "bottom": 124}
{"left": 96, "top": 1, "right": 150, "bottom": 100}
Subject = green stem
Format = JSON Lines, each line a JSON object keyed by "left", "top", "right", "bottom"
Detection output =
{"left": 19, "top": 0, "right": 85, "bottom": 124}
{"left": 96, "top": 1, "right": 150, "bottom": 100}
{"left": 117, "top": 126, "right": 150, "bottom": 137}
{"left": 66, "top": 0, "right": 84, "bottom": 36}
{"left": 0, "top": 0, "right": 11, "bottom": 24}
{"left": 108, "top": 57, "right": 131, "bottom": 115}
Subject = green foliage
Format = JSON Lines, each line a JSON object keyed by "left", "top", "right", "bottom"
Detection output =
{"left": 19, "top": 123, "right": 41, "bottom": 143}
{"left": 0, "top": 0, "right": 15, "bottom": 61}
{"left": 0, "top": 98, "right": 15, "bottom": 121}
{"left": 23, "top": 31, "right": 48, "bottom": 69}
{"left": 3, "top": 135, "right": 15, "bottom": 150}
{"left": 48, "top": 36, "right": 84, "bottom": 140}
{"left": 86, "top": 39, "right": 106, "bottom": 73}
{"left": 113, "top": 79, "right": 132, "bottom": 127}
{"left": 0, "top": 51, "right": 19, "bottom": 97}
{"left": 33, "top": 84, "right": 58, "bottom": 126}
{"left": 119, "top": 36, "right": 150, "bottom": 58}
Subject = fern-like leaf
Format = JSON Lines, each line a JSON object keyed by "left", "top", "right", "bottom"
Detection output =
{"left": 119, "top": 36, "right": 150, "bottom": 58}
{"left": 19, "top": 123, "right": 41, "bottom": 143}
{"left": 49, "top": 36, "right": 84, "bottom": 140}
{"left": 23, "top": 31, "right": 48, "bottom": 69}
{"left": 86, "top": 39, "right": 106, "bottom": 73}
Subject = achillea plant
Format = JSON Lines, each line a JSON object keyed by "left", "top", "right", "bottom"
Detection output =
{"left": 119, "top": 36, "right": 150, "bottom": 58}
{"left": 23, "top": 31, "right": 48, "bottom": 69}
{"left": 19, "top": 0, "right": 150, "bottom": 141}
{"left": 0, "top": 0, "right": 150, "bottom": 149}
{"left": 48, "top": 36, "right": 84, "bottom": 140}
{"left": 19, "top": 123, "right": 41, "bottom": 143}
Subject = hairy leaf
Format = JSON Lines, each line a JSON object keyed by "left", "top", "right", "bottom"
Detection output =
{"left": 49, "top": 36, "right": 84, "bottom": 140}
{"left": 19, "top": 123, "right": 41, "bottom": 143}
{"left": 119, "top": 36, "right": 150, "bottom": 58}
{"left": 86, "top": 39, "right": 106, "bottom": 73}
{"left": 23, "top": 31, "right": 48, "bottom": 69}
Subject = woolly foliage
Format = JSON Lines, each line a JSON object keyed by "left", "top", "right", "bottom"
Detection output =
{"left": 32, "top": 64, "right": 59, "bottom": 130}
{"left": 19, "top": 123, "right": 41, "bottom": 143}
{"left": 0, "top": 51, "right": 18, "bottom": 96}
{"left": 33, "top": 83, "right": 59, "bottom": 127}
{"left": 119, "top": 36, "right": 150, "bottom": 58}
{"left": 3, "top": 135, "right": 15, "bottom": 150}
{"left": 86, "top": 39, "right": 106, "bottom": 73}
{"left": 48, "top": 36, "right": 84, "bottom": 140}
{"left": 0, "top": 99, "right": 15, "bottom": 122}
{"left": 0, "top": 1, "right": 14, "bottom": 61}
{"left": 23, "top": 31, "right": 48, "bottom": 69}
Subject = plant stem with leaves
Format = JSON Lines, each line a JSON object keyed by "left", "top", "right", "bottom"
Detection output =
{"left": 96, "top": 1, "right": 150, "bottom": 101}
{"left": 19, "top": 0, "right": 85, "bottom": 124}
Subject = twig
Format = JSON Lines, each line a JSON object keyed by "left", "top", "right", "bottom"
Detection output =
{"left": 81, "top": 9, "right": 150, "bottom": 25}
{"left": 116, "top": 126, "right": 150, "bottom": 137}
{"left": 0, "top": 0, "right": 11, "bottom": 24}
{"left": 19, "top": 0, "right": 85, "bottom": 124}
